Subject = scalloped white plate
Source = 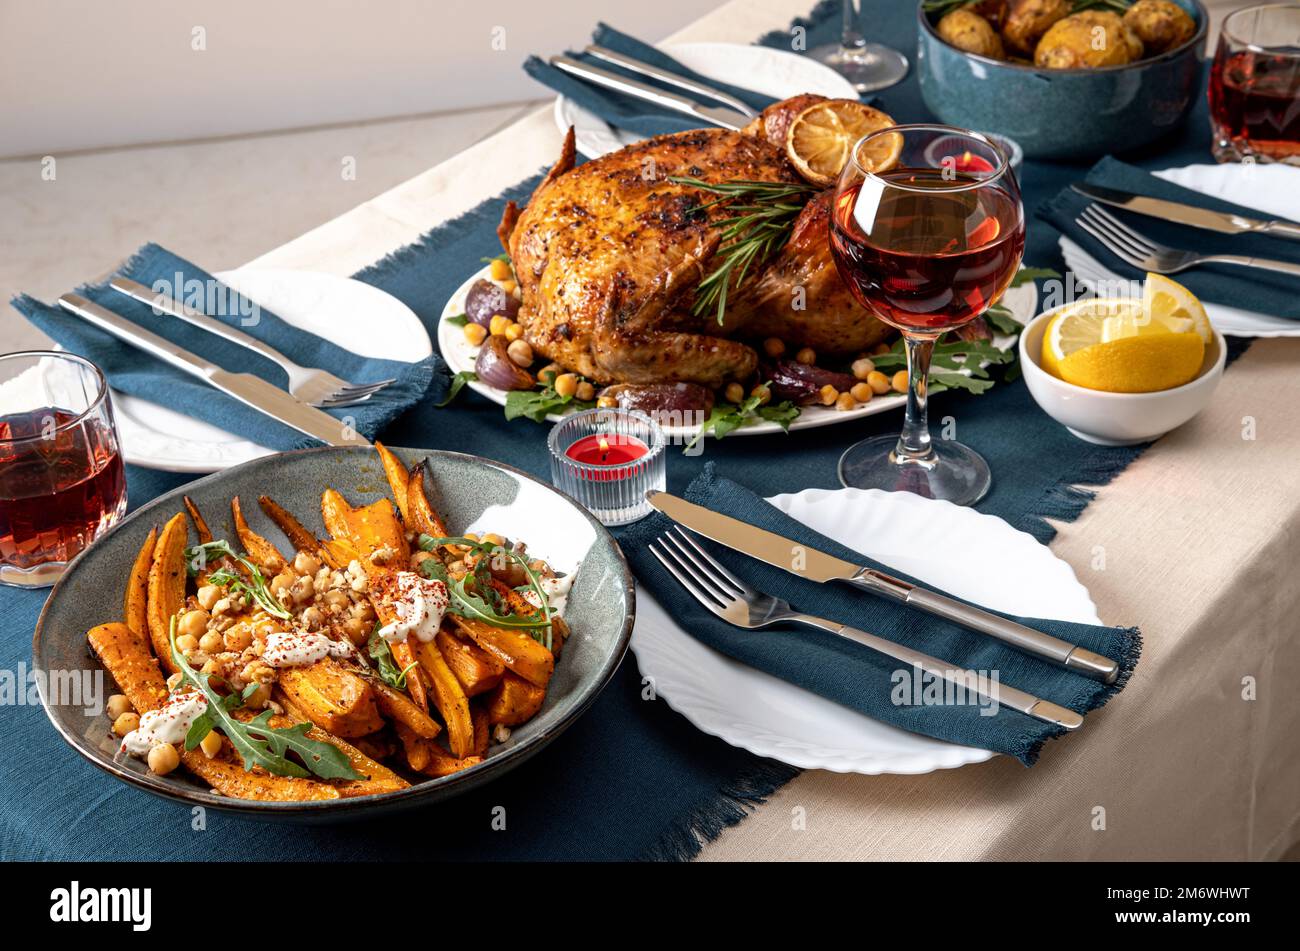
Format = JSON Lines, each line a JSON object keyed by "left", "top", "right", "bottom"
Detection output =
{"left": 438, "top": 265, "right": 1036, "bottom": 437}
{"left": 108, "top": 269, "right": 430, "bottom": 472}
{"left": 630, "top": 486, "right": 1101, "bottom": 774}
{"left": 554, "top": 42, "right": 858, "bottom": 159}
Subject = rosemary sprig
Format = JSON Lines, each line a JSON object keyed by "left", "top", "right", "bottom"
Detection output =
{"left": 668, "top": 177, "right": 816, "bottom": 325}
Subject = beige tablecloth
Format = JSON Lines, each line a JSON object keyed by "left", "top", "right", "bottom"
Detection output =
{"left": 248, "top": 0, "right": 1300, "bottom": 860}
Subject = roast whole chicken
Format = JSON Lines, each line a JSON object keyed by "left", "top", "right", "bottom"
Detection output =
{"left": 496, "top": 95, "right": 896, "bottom": 389}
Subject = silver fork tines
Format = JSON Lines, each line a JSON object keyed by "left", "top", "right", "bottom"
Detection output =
{"left": 649, "top": 527, "right": 1085, "bottom": 731}
{"left": 1076, "top": 204, "right": 1300, "bottom": 280}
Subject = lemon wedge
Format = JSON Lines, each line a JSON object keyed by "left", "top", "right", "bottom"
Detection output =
{"left": 1040, "top": 277, "right": 1210, "bottom": 393}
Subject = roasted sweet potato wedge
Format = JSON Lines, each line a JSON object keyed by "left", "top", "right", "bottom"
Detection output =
{"left": 258, "top": 494, "right": 323, "bottom": 558}
{"left": 181, "top": 751, "right": 343, "bottom": 801}
{"left": 348, "top": 498, "right": 409, "bottom": 565}
{"left": 231, "top": 495, "right": 287, "bottom": 574}
{"left": 415, "top": 639, "right": 475, "bottom": 758}
{"left": 487, "top": 577, "right": 568, "bottom": 656}
{"left": 303, "top": 725, "right": 409, "bottom": 797}
{"left": 472, "top": 704, "right": 490, "bottom": 757}
{"left": 368, "top": 675, "right": 441, "bottom": 739}
{"left": 394, "top": 722, "right": 436, "bottom": 772}
{"left": 418, "top": 746, "right": 483, "bottom": 778}
{"left": 146, "top": 512, "right": 188, "bottom": 675}
{"left": 123, "top": 528, "right": 157, "bottom": 640}
{"left": 452, "top": 616, "right": 554, "bottom": 688}
{"left": 486, "top": 671, "right": 547, "bottom": 726}
{"left": 88, "top": 621, "right": 169, "bottom": 713}
{"left": 182, "top": 496, "right": 213, "bottom": 545}
{"left": 374, "top": 442, "right": 411, "bottom": 524}
{"left": 406, "top": 460, "right": 449, "bottom": 538}
{"left": 436, "top": 628, "right": 504, "bottom": 697}
{"left": 276, "top": 658, "right": 384, "bottom": 737}
{"left": 321, "top": 488, "right": 354, "bottom": 543}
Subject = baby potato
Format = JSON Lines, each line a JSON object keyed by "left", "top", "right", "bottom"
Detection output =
{"left": 1034, "top": 11, "right": 1138, "bottom": 69}
{"left": 968, "top": 0, "right": 1009, "bottom": 31}
{"left": 938, "top": 9, "right": 1005, "bottom": 60}
{"left": 1002, "top": 0, "right": 1070, "bottom": 57}
{"left": 1123, "top": 0, "right": 1196, "bottom": 56}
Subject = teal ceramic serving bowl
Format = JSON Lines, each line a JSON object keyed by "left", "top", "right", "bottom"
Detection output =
{"left": 916, "top": 0, "right": 1208, "bottom": 160}
{"left": 33, "top": 447, "right": 634, "bottom": 822}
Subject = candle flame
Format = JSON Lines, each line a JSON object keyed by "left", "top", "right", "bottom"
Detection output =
{"left": 598, "top": 437, "right": 610, "bottom": 454}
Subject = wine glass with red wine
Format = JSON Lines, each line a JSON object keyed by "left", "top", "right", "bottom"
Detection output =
{"left": 0, "top": 352, "right": 126, "bottom": 587}
{"left": 829, "top": 124, "right": 1024, "bottom": 505}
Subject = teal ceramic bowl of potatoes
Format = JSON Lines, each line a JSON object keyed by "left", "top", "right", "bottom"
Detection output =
{"left": 917, "top": 0, "right": 1208, "bottom": 160}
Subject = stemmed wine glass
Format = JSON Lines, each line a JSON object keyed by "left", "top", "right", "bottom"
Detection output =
{"left": 808, "top": 0, "right": 909, "bottom": 93}
{"left": 828, "top": 124, "right": 1025, "bottom": 506}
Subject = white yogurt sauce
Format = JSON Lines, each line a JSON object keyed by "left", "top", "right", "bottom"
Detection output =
{"left": 121, "top": 691, "right": 208, "bottom": 756}
{"left": 375, "top": 572, "right": 449, "bottom": 644}
{"left": 262, "top": 630, "right": 355, "bottom": 668}
{"left": 524, "top": 570, "right": 577, "bottom": 619}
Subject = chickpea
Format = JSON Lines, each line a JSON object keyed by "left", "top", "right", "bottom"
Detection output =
{"left": 177, "top": 609, "right": 210, "bottom": 639}
{"left": 293, "top": 551, "right": 320, "bottom": 576}
{"left": 866, "top": 370, "right": 891, "bottom": 395}
{"left": 196, "top": 584, "right": 222, "bottom": 611}
{"left": 344, "top": 616, "right": 370, "bottom": 642}
{"left": 301, "top": 606, "right": 325, "bottom": 630}
{"left": 762, "top": 337, "right": 786, "bottom": 359}
{"left": 147, "top": 744, "right": 180, "bottom": 775}
{"left": 795, "top": 347, "right": 817, "bottom": 366}
{"left": 504, "top": 323, "right": 525, "bottom": 342}
{"left": 553, "top": 373, "right": 579, "bottom": 398}
{"left": 596, "top": 394, "right": 619, "bottom": 409}
{"left": 463, "top": 322, "right": 488, "bottom": 347}
{"left": 575, "top": 381, "right": 595, "bottom": 402}
{"left": 818, "top": 384, "right": 839, "bottom": 406}
{"left": 113, "top": 711, "right": 140, "bottom": 736}
{"left": 323, "top": 589, "right": 350, "bottom": 608}
{"left": 289, "top": 575, "right": 314, "bottom": 605}
{"left": 507, "top": 339, "right": 534, "bottom": 368}
{"left": 211, "top": 597, "right": 233, "bottom": 617}
{"left": 199, "top": 731, "right": 223, "bottom": 759}
{"left": 269, "top": 570, "right": 295, "bottom": 597}
{"left": 724, "top": 382, "right": 745, "bottom": 404}
{"left": 488, "top": 258, "right": 512, "bottom": 281}
{"left": 891, "top": 370, "right": 908, "bottom": 393}
{"left": 871, "top": 343, "right": 891, "bottom": 356}
{"left": 850, "top": 382, "right": 874, "bottom": 403}
{"left": 835, "top": 392, "right": 857, "bottom": 411}
{"left": 224, "top": 626, "right": 253, "bottom": 652}
{"left": 201, "top": 658, "right": 221, "bottom": 675}
{"left": 482, "top": 533, "right": 506, "bottom": 548}
{"left": 175, "top": 634, "right": 200, "bottom": 654}
{"left": 462, "top": 533, "right": 480, "bottom": 544}
{"left": 852, "top": 357, "right": 876, "bottom": 381}
{"left": 198, "top": 631, "right": 224, "bottom": 654}
{"left": 537, "top": 363, "right": 562, "bottom": 385}
{"left": 106, "top": 694, "right": 132, "bottom": 720}
{"left": 245, "top": 684, "right": 272, "bottom": 710}
{"left": 499, "top": 278, "right": 519, "bottom": 296}
{"left": 489, "top": 314, "right": 512, "bottom": 337}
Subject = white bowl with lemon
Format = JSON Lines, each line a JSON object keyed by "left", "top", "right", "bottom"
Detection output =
{"left": 1020, "top": 274, "right": 1225, "bottom": 446}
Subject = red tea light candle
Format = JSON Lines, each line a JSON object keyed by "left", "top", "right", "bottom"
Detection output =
{"left": 950, "top": 150, "right": 995, "bottom": 174}
{"left": 549, "top": 408, "right": 666, "bottom": 526}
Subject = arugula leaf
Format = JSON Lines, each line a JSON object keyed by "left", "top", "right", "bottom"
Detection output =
{"left": 444, "top": 313, "right": 468, "bottom": 328}
{"left": 169, "top": 620, "right": 362, "bottom": 780}
{"left": 418, "top": 534, "right": 554, "bottom": 647}
{"left": 758, "top": 401, "right": 800, "bottom": 430}
{"left": 185, "top": 540, "right": 290, "bottom": 620}
{"left": 1010, "top": 266, "right": 1061, "bottom": 288}
{"left": 436, "top": 370, "right": 478, "bottom": 408}
{"left": 685, "top": 387, "right": 800, "bottom": 451}
{"left": 480, "top": 253, "right": 511, "bottom": 265}
{"left": 504, "top": 384, "right": 594, "bottom": 423}
{"left": 984, "top": 303, "right": 1020, "bottom": 336}
{"left": 367, "top": 628, "right": 418, "bottom": 689}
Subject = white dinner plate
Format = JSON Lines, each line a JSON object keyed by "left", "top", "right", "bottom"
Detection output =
{"left": 109, "top": 269, "right": 431, "bottom": 472}
{"left": 631, "top": 486, "right": 1102, "bottom": 774}
{"left": 554, "top": 42, "right": 859, "bottom": 159}
{"left": 438, "top": 265, "right": 1036, "bottom": 439}
{"left": 1061, "top": 162, "right": 1300, "bottom": 338}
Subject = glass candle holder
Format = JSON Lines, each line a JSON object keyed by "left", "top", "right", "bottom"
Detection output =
{"left": 548, "top": 409, "right": 666, "bottom": 526}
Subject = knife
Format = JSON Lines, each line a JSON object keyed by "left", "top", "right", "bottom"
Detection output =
{"left": 549, "top": 55, "right": 752, "bottom": 131}
{"left": 583, "top": 45, "right": 758, "bottom": 119}
{"left": 57, "top": 294, "right": 369, "bottom": 448}
{"left": 1071, "top": 183, "right": 1300, "bottom": 243}
{"left": 646, "top": 490, "right": 1120, "bottom": 684}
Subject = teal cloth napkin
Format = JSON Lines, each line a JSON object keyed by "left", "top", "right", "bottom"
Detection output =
{"left": 623, "top": 467, "right": 1141, "bottom": 765}
{"left": 1038, "top": 156, "right": 1300, "bottom": 320}
{"left": 11, "top": 243, "right": 442, "bottom": 450}
{"left": 523, "top": 22, "right": 776, "bottom": 139}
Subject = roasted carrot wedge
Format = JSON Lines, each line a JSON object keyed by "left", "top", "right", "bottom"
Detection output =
{"left": 123, "top": 527, "right": 157, "bottom": 640}
{"left": 436, "top": 628, "right": 504, "bottom": 697}
{"left": 231, "top": 496, "right": 287, "bottom": 574}
{"left": 414, "top": 638, "right": 475, "bottom": 758}
{"left": 451, "top": 616, "right": 554, "bottom": 688}
{"left": 406, "top": 460, "right": 449, "bottom": 538}
{"left": 146, "top": 513, "right": 188, "bottom": 675}
{"left": 374, "top": 442, "right": 411, "bottom": 524}
{"left": 486, "top": 671, "right": 547, "bottom": 726}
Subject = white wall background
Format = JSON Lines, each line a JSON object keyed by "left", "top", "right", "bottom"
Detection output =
{"left": 0, "top": 0, "right": 712, "bottom": 157}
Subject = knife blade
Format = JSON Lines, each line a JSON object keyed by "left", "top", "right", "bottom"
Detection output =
{"left": 1071, "top": 183, "right": 1300, "bottom": 242}
{"left": 646, "top": 490, "right": 1119, "bottom": 683}
{"left": 549, "top": 55, "right": 751, "bottom": 131}
{"left": 57, "top": 294, "right": 369, "bottom": 448}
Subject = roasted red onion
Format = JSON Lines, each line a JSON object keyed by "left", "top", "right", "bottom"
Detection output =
{"left": 602, "top": 382, "right": 715, "bottom": 417}
{"left": 464, "top": 279, "right": 520, "bottom": 326}
{"left": 474, "top": 335, "right": 534, "bottom": 390}
{"left": 765, "top": 360, "right": 857, "bottom": 405}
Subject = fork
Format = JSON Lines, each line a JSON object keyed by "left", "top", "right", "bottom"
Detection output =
{"left": 109, "top": 277, "right": 396, "bottom": 407}
{"left": 650, "top": 527, "right": 1083, "bottom": 730}
{"left": 1077, "top": 205, "right": 1300, "bottom": 279}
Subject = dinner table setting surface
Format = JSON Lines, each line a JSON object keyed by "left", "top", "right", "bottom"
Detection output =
{"left": 4, "top": 0, "right": 1299, "bottom": 861}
